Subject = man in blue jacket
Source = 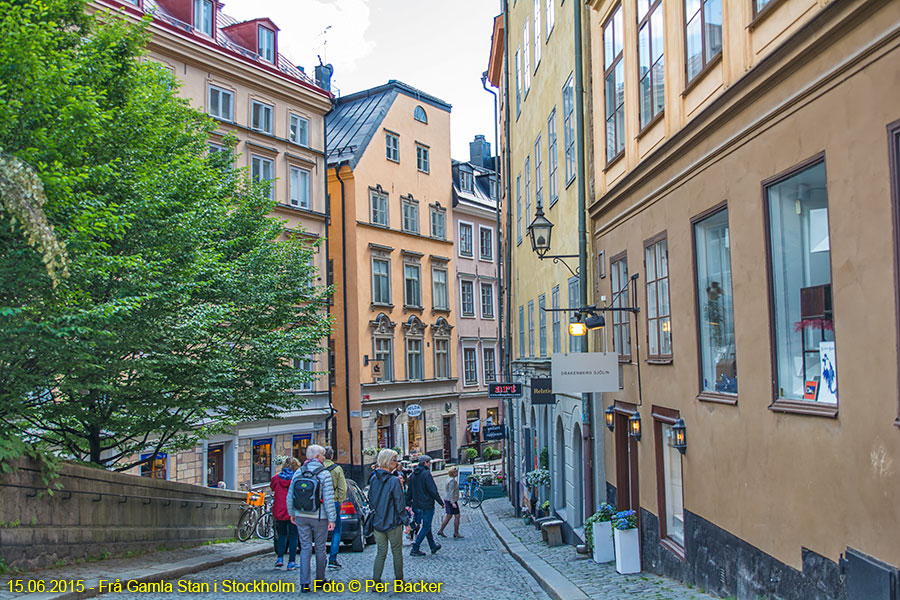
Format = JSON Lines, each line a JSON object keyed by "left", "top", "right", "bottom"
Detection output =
{"left": 406, "top": 455, "right": 443, "bottom": 556}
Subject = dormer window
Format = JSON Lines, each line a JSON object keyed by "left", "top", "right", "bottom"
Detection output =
{"left": 460, "top": 170, "right": 473, "bottom": 193}
{"left": 414, "top": 106, "right": 428, "bottom": 124}
{"left": 193, "top": 0, "right": 213, "bottom": 36}
{"left": 258, "top": 26, "right": 275, "bottom": 63}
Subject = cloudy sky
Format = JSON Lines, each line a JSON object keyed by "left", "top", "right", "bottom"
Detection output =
{"left": 221, "top": 0, "right": 503, "bottom": 159}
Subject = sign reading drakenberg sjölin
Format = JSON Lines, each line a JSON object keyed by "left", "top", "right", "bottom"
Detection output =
{"left": 551, "top": 352, "right": 619, "bottom": 394}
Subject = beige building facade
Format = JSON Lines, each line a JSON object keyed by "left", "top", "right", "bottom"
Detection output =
{"left": 587, "top": 0, "right": 900, "bottom": 597}
{"left": 95, "top": 0, "right": 334, "bottom": 490}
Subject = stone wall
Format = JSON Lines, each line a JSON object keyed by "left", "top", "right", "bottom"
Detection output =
{"left": 0, "top": 458, "right": 246, "bottom": 571}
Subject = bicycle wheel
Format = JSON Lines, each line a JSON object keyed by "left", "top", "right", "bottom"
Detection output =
{"left": 459, "top": 490, "right": 469, "bottom": 506}
{"left": 256, "top": 511, "right": 274, "bottom": 540}
{"left": 468, "top": 487, "right": 484, "bottom": 509}
{"left": 237, "top": 509, "right": 257, "bottom": 542}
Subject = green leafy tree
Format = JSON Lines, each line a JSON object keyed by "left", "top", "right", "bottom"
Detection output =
{"left": 0, "top": 0, "right": 332, "bottom": 469}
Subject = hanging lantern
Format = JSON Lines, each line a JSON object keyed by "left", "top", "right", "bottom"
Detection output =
{"left": 628, "top": 411, "right": 642, "bottom": 441}
{"left": 604, "top": 405, "right": 615, "bottom": 432}
{"left": 672, "top": 418, "right": 687, "bottom": 454}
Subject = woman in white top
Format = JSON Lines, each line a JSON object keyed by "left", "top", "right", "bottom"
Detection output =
{"left": 437, "top": 466, "right": 463, "bottom": 538}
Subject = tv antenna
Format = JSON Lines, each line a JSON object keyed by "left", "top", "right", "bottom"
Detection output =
{"left": 314, "top": 25, "right": 333, "bottom": 63}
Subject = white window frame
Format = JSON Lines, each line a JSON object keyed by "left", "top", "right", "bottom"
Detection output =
{"left": 372, "top": 257, "right": 391, "bottom": 305}
{"left": 460, "top": 170, "right": 474, "bottom": 192}
{"left": 251, "top": 100, "right": 273, "bottom": 134}
{"left": 434, "top": 337, "right": 450, "bottom": 378}
{"left": 258, "top": 25, "right": 275, "bottom": 63}
{"left": 538, "top": 294, "right": 547, "bottom": 357}
{"left": 534, "top": 134, "right": 543, "bottom": 209}
{"left": 193, "top": 0, "right": 213, "bottom": 36}
{"left": 564, "top": 74, "right": 576, "bottom": 184}
{"left": 430, "top": 206, "right": 446, "bottom": 239}
{"left": 533, "top": 0, "right": 541, "bottom": 70}
{"left": 548, "top": 108, "right": 559, "bottom": 205}
{"left": 523, "top": 21, "right": 531, "bottom": 95}
{"left": 432, "top": 266, "right": 449, "bottom": 310}
{"left": 528, "top": 300, "right": 535, "bottom": 358}
{"left": 416, "top": 143, "right": 430, "bottom": 173}
{"left": 516, "top": 174, "right": 522, "bottom": 245}
{"left": 480, "top": 282, "right": 494, "bottom": 319}
{"left": 552, "top": 285, "right": 561, "bottom": 353}
{"left": 289, "top": 114, "right": 309, "bottom": 146}
{"left": 458, "top": 221, "right": 474, "bottom": 258}
{"left": 208, "top": 85, "right": 234, "bottom": 121}
{"left": 289, "top": 166, "right": 310, "bottom": 209}
{"left": 293, "top": 357, "right": 315, "bottom": 392}
{"left": 406, "top": 338, "right": 423, "bottom": 381}
{"left": 546, "top": 0, "right": 555, "bottom": 40}
{"left": 414, "top": 106, "right": 428, "bottom": 123}
{"left": 374, "top": 336, "right": 393, "bottom": 382}
{"left": 460, "top": 279, "right": 476, "bottom": 317}
{"left": 519, "top": 306, "right": 526, "bottom": 359}
{"left": 386, "top": 131, "right": 400, "bottom": 162}
{"left": 463, "top": 347, "right": 479, "bottom": 386}
{"left": 370, "top": 189, "right": 389, "bottom": 226}
{"left": 402, "top": 198, "right": 419, "bottom": 234}
{"left": 250, "top": 155, "right": 274, "bottom": 200}
{"left": 404, "top": 263, "right": 422, "bottom": 308}
{"left": 483, "top": 347, "right": 497, "bottom": 383}
{"left": 479, "top": 226, "right": 493, "bottom": 262}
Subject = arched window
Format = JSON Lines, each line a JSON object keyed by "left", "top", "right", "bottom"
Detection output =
{"left": 414, "top": 105, "right": 428, "bottom": 123}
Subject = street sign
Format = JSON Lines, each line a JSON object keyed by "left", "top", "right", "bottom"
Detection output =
{"left": 489, "top": 382, "right": 523, "bottom": 398}
{"left": 406, "top": 404, "right": 422, "bottom": 418}
{"left": 531, "top": 377, "right": 556, "bottom": 404}
{"left": 551, "top": 352, "right": 619, "bottom": 394}
{"left": 483, "top": 424, "right": 506, "bottom": 440}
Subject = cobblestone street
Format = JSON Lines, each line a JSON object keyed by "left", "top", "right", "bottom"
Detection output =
{"left": 94, "top": 503, "right": 550, "bottom": 600}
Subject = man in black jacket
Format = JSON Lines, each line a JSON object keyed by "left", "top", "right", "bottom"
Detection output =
{"left": 406, "top": 455, "right": 443, "bottom": 556}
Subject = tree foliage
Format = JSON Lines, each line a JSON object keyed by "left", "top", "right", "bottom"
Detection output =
{"left": 0, "top": 0, "right": 332, "bottom": 469}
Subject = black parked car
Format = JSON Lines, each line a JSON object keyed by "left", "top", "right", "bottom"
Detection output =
{"left": 336, "top": 478, "right": 374, "bottom": 552}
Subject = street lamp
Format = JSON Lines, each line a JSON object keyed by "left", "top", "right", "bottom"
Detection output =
{"left": 526, "top": 201, "right": 579, "bottom": 276}
{"left": 628, "top": 411, "right": 642, "bottom": 441}
{"left": 604, "top": 405, "right": 615, "bottom": 432}
{"left": 672, "top": 418, "right": 687, "bottom": 454}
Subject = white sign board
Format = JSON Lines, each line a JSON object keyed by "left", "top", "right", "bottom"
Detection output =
{"left": 551, "top": 352, "right": 619, "bottom": 394}
{"left": 406, "top": 404, "right": 422, "bottom": 418}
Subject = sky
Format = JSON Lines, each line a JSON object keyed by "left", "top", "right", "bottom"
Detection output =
{"left": 221, "top": 0, "right": 503, "bottom": 160}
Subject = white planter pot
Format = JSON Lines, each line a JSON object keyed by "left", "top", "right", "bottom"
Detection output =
{"left": 592, "top": 521, "right": 615, "bottom": 563}
{"left": 613, "top": 527, "right": 641, "bottom": 574}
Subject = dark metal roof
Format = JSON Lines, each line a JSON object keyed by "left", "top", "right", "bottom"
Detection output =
{"left": 326, "top": 81, "right": 452, "bottom": 169}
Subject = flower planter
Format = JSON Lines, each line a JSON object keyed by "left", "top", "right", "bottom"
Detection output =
{"left": 592, "top": 521, "right": 614, "bottom": 563}
{"left": 613, "top": 527, "right": 640, "bottom": 574}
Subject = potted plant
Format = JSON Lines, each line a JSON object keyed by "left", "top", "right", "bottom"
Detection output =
{"left": 612, "top": 510, "right": 640, "bottom": 574}
{"left": 541, "top": 500, "right": 550, "bottom": 517}
{"left": 584, "top": 503, "right": 617, "bottom": 564}
{"left": 465, "top": 447, "right": 478, "bottom": 464}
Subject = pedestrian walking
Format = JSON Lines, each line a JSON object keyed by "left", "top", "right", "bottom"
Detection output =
{"left": 406, "top": 455, "right": 443, "bottom": 557}
{"left": 323, "top": 447, "right": 347, "bottom": 571}
{"left": 436, "top": 466, "right": 463, "bottom": 538}
{"left": 368, "top": 449, "right": 411, "bottom": 584}
{"left": 286, "top": 445, "right": 336, "bottom": 593}
{"left": 270, "top": 457, "right": 301, "bottom": 569}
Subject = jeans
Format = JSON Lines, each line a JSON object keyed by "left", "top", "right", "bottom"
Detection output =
{"left": 274, "top": 519, "right": 298, "bottom": 563}
{"left": 295, "top": 517, "right": 328, "bottom": 586}
{"left": 411, "top": 508, "right": 437, "bottom": 552}
{"left": 329, "top": 501, "right": 342, "bottom": 560}
{"left": 372, "top": 525, "right": 404, "bottom": 583}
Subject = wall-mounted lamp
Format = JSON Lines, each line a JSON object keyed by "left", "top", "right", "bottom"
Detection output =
{"left": 527, "top": 200, "right": 580, "bottom": 276}
{"left": 628, "top": 411, "right": 642, "bottom": 441}
{"left": 604, "top": 406, "right": 615, "bottom": 432}
{"left": 569, "top": 321, "right": 587, "bottom": 336}
{"left": 672, "top": 418, "right": 686, "bottom": 454}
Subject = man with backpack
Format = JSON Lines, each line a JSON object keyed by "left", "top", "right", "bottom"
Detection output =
{"left": 323, "top": 447, "right": 347, "bottom": 570}
{"left": 286, "top": 445, "right": 336, "bottom": 593}
{"left": 406, "top": 455, "right": 443, "bottom": 557}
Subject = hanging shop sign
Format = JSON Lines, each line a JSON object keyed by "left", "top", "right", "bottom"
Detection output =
{"left": 483, "top": 425, "right": 506, "bottom": 441}
{"left": 530, "top": 377, "right": 556, "bottom": 405}
{"left": 406, "top": 404, "right": 423, "bottom": 418}
{"left": 551, "top": 352, "right": 619, "bottom": 394}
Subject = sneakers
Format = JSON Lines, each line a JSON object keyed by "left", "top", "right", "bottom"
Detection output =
{"left": 410, "top": 549, "right": 427, "bottom": 557}
{"left": 431, "top": 543, "right": 442, "bottom": 555}
{"left": 274, "top": 558, "right": 284, "bottom": 568}
{"left": 286, "top": 562, "right": 297, "bottom": 571}
{"left": 327, "top": 558, "right": 342, "bottom": 570}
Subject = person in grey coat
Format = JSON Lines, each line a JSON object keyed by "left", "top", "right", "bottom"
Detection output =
{"left": 368, "top": 449, "right": 411, "bottom": 583}
{"left": 286, "top": 444, "right": 336, "bottom": 593}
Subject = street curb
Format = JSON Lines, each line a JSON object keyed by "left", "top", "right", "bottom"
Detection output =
{"left": 481, "top": 506, "right": 589, "bottom": 600}
{"left": 17, "top": 544, "right": 271, "bottom": 600}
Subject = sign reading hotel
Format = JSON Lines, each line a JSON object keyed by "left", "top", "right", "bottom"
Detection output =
{"left": 551, "top": 352, "right": 619, "bottom": 394}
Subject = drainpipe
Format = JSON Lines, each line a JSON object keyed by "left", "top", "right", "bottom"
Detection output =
{"left": 501, "top": 0, "right": 519, "bottom": 517}
{"left": 324, "top": 101, "right": 336, "bottom": 449}
{"left": 481, "top": 74, "right": 504, "bottom": 391}
{"left": 573, "top": 0, "right": 595, "bottom": 523}
{"left": 334, "top": 163, "right": 355, "bottom": 469}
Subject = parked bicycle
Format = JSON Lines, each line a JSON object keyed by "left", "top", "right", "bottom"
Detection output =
{"left": 460, "top": 475, "right": 484, "bottom": 509}
{"left": 237, "top": 490, "right": 275, "bottom": 541}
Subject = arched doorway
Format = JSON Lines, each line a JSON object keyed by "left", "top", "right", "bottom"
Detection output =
{"left": 555, "top": 416, "right": 566, "bottom": 511}
{"left": 572, "top": 424, "right": 584, "bottom": 527}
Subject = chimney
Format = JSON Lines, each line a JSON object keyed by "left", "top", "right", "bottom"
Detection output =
{"left": 469, "top": 134, "right": 492, "bottom": 169}
{"left": 315, "top": 64, "right": 334, "bottom": 93}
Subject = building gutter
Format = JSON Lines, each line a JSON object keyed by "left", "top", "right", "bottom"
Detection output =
{"left": 481, "top": 75, "right": 504, "bottom": 392}
{"left": 334, "top": 163, "right": 355, "bottom": 468}
{"left": 573, "top": 0, "right": 595, "bottom": 522}
{"left": 324, "top": 104, "right": 336, "bottom": 450}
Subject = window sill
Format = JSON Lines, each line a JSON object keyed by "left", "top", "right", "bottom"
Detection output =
{"left": 769, "top": 399, "right": 838, "bottom": 418}
{"left": 431, "top": 308, "right": 450, "bottom": 315}
{"left": 636, "top": 110, "right": 665, "bottom": 140}
{"left": 565, "top": 174, "right": 577, "bottom": 190}
{"left": 371, "top": 302, "right": 394, "bottom": 309}
{"left": 417, "top": 169, "right": 430, "bottom": 175}
{"left": 682, "top": 52, "right": 722, "bottom": 97}
{"left": 459, "top": 252, "right": 474, "bottom": 259}
{"left": 697, "top": 392, "right": 738, "bottom": 406}
{"left": 646, "top": 357, "right": 673, "bottom": 365}
{"left": 387, "top": 157, "right": 400, "bottom": 164}
{"left": 603, "top": 150, "right": 624, "bottom": 172}
{"left": 479, "top": 257, "right": 494, "bottom": 263}
{"left": 618, "top": 356, "right": 632, "bottom": 364}
{"left": 403, "top": 305, "right": 423, "bottom": 312}
{"left": 460, "top": 313, "right": 476, "bottom": 319}
{"left": 748, "top": 0, "right": 788, "bottom": 31}
{"left": 660, "top": 538, "right": 686, "bottom": 562}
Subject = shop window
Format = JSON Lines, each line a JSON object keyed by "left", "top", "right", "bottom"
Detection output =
{"left": 251, "top": 439, "right": 272, "bottom": 485}
{"left": 377, "top": 415, "right": 394, "bottom": 449}
{"left": 693, "top": 206, "right": 736, "bottom": 395}
{"left": 467, "top": 409, "right": 481, "bottom": 443}
{"left": 141, "top": 452, "right": 167, "bottom": 479}
{"left": 408, "top": 417, "right": 422, "bottom": 455}
{"left": 766, "top": 160, "right": 835, "bottom": 405}
{"left": 206, "top": 446, "right": 223, "bottom": 487}
{"left": 292, "top": 434, "right": 311, "bottom": 459}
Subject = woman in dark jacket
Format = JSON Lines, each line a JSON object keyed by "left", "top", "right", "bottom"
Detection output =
{"left": 368, "top": 449, "right": 411, "bottom": 583}
{"left": 270, "top": 457, "right": 301, "bottom": 569}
